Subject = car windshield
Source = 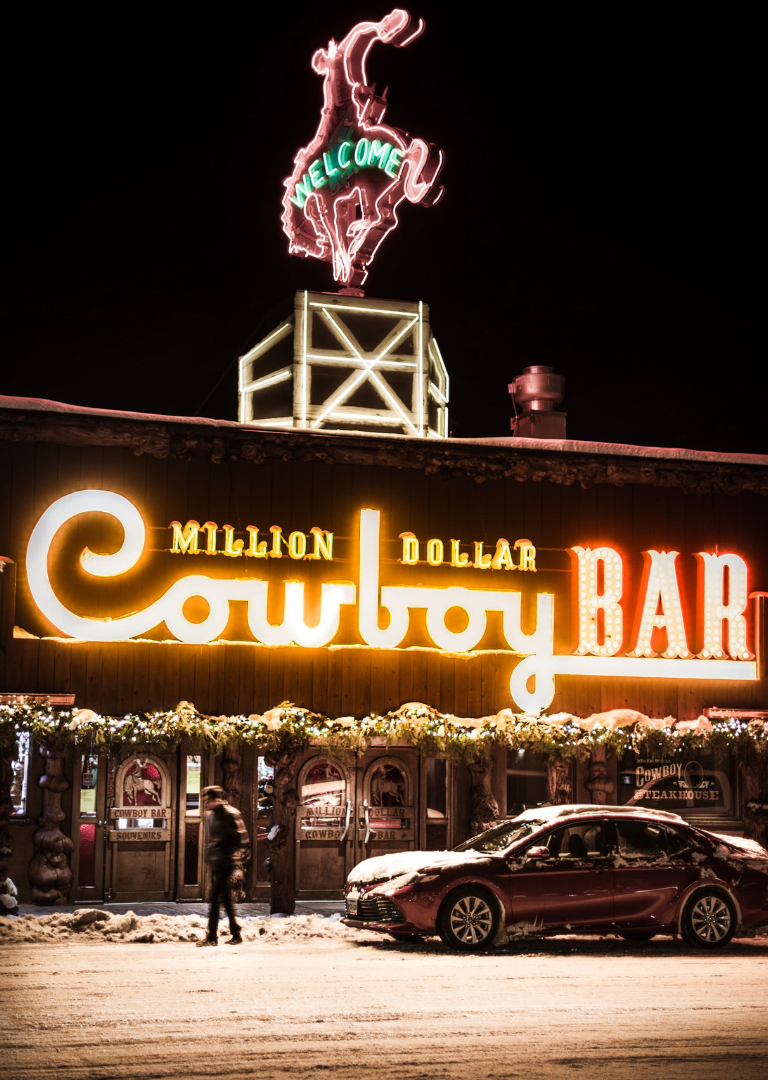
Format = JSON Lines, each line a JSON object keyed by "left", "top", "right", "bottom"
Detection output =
{"left": 454, "top": 819, "right": 542, "bottom": 853}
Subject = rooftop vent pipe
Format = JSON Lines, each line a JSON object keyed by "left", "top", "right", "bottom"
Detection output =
{"left": 509, "top": 365, "right": 566, "bottom": 440}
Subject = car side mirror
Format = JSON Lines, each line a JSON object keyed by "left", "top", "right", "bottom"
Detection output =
{"left": 525, "top": 846, "right": 550, "bottom": 860}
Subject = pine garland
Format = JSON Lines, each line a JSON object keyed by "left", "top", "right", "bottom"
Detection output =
{"left": 1, "top": 699, "right": 767, "bottom": 766}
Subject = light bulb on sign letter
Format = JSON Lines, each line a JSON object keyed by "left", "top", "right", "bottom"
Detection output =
{"left": 629, "top": 551, "right": 690, "bottom": 658}
{"left": 572, "top": 546, "right": 624, "bottom": 656}
{"left": 697, "top": 552, "right": 753, "bottom": 660}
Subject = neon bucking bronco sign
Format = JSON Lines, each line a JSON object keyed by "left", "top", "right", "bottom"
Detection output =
{"left": 281, "top": 9, "right": 444, "bottom": 291}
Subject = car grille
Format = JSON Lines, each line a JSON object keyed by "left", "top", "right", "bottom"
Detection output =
{"left": 347, "top": 894, "right": 404, "bottom": 924}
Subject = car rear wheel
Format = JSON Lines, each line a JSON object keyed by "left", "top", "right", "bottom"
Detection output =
{"left": 438, "top": 886, "right": 499, "bottom": 951}
{"left": 681, "top": 889, "right": 737, "bottom": 949}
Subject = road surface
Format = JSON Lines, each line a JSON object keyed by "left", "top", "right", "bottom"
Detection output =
{"left": 2, "top": 931, "right": 768, "bottom": 1079}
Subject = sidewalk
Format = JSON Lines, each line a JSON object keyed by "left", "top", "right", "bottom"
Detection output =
{"left": 15, "top": 900, "right": 345, "bottom": 918}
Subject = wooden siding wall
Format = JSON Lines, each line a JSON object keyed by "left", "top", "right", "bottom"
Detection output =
{"left": 1, "top": 440, "right": 767, "bottom": 719}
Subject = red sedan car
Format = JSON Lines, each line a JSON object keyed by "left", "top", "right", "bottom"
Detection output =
{"left": 342, "top": 805, "right": 768, "bottom": 950}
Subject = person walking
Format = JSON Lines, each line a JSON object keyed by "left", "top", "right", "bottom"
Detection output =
{"left": 197, "top": 785, "right": 250, "bottom": 947}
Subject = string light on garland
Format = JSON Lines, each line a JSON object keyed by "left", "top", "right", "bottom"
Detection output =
{"left": 1, "top": 699, "right": 766, "bottom": 767}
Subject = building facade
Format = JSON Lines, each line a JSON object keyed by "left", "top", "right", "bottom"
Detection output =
{"left": 1, "top": 394, "right": 767, "bottom": 911}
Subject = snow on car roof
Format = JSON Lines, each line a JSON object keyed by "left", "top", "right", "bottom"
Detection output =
{"left": 513, "top": 804, "right": 685, "bottom": 824}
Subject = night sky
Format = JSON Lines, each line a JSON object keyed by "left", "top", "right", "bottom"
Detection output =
{"left": 2, "top": 4, "right": 762, "bottom": 452}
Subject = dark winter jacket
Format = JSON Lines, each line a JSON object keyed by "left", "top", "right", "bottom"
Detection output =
{"left": 205, "top": 803, "right": 250, "bottom": 866}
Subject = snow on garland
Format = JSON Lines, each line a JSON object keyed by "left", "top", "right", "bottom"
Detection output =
{"left": 2, "top": 699, "right": 767, "bottom": 765}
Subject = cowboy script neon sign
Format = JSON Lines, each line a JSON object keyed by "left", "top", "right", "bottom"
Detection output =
{"left": 281, "top": 9, "right": 444, "bottom": 290}
{"left": 26, "top": 492, "right": 757, "bottom": 715}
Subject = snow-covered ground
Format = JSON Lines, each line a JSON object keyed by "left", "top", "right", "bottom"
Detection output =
{"left": 2, "top": 919, "right": 768, "bottom": 1079}
{"left": 0, "top": 908, "right": 371, "bottom": 945}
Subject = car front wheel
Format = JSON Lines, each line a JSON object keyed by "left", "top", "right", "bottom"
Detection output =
{"left": 438, "top": 886, "right": 499, "bottom": 951}
{"left": 680, "top": 889, "right": 737, "bottom": 949}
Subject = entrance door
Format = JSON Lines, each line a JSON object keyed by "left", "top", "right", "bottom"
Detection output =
{"left": 294, "top": 749, "right": 424, "bottom": 897}
{"left": 106, "top": 753, "right": 176, "bottom": 902}
{"left": 355, "top": 754, "right": 417, "bottom": 864}
{"left": 72, "top": 752, "right": 107, "bottom": 903}
{"left": 295, "top": 756, "right": 353, "bottom": 896}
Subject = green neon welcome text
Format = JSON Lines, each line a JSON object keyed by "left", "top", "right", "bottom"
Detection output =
{"left": 289, "top": 139, "right": 404, "bottom": 209}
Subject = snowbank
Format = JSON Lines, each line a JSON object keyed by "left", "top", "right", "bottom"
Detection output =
{"left": 0, "top": 909, "right": 376, "bottom": 945}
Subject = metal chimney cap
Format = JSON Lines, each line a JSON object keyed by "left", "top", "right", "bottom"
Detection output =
{"left": 510, "top": 366, "right": 565, "bottom": 412}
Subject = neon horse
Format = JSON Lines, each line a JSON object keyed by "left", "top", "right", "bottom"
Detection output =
{"left": 281, "top": 9, "right": 444, "bottom": 292}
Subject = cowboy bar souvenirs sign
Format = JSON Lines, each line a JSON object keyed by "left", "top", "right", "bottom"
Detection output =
{"left": 25, "top": 489, "right": 758, "bottom": 714}
{"left": 281, "top": 9, "right": 444, "bottom": 290}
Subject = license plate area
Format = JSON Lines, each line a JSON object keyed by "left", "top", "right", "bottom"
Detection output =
{"left": 347, "top": 891, "right": 359, "bottom": 916}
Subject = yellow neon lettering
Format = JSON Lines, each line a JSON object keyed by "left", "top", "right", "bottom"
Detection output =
{"left": 400, "top": 533, "right": 419, "bottom": 565}
{"left": 246, "top": 527, "right": 268, "bottom": 558}
{"left": 310, "top": 527, "right": 334, "bottom": 561}
{"left": 427, "top": 539, "right": 444, "bottom": 566}
{"left": 473, "top": 542, "right": 491, "bottom": 569}
{"left": 288, "top": 531, "right": 307, "bottom": 559}
{"left": 515, "top": 539, "right": 537, "bottom": 572}
{"left": 169, "top": 520, "right": 200, "bottom": 555}
{"left": 201, "top": 522, "right": 218, "bottom": 555}
{"left": 222, "top": 526, "right": 244, "bottom": 558}
{"left": 491, "top": 539, "right": 514, "bottom": 571}
{"left": 270, "top": 526, "right": 283, "bottom": 558}
{"left": 450, "top": 540, "right": 469, "bottom": 567}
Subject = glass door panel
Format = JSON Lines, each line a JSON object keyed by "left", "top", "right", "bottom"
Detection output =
{"left": 73, "top": 753, "right": 106, "bottom": 902}
{"left": 178, "top": 753, "right": 203, "bottom": 896}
